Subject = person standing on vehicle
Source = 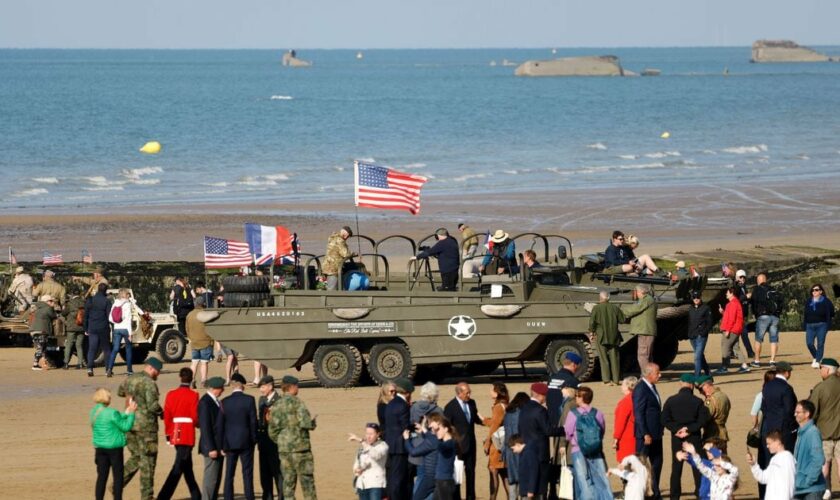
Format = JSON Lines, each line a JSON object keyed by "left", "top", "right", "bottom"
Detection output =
{"left": 415, "top": 228, "right": 460, "bottom": 291}
{"left": 171, "top": 276, "right": 195, "bottom": 335}
{"left": 480, "top": 229, "right": 517, "bottom": 276}
{"left": 73, "top": 267, "right": 108, "bottom": 298}
{"left": 257, "top": 375, "right": 284, "bottom": 500}
{"left": 269, "top": 375, "right": 318, "bottom": 500}
{"left": 199, "top": 377, "right": 226, "bottom": 500}
{"left": 158, "top": 367, "right": 201, "bottom": 500}
{"left": 749, "top": 272, "right": 782, "bottom": 368}
{"left": 107, "top": 288, "right": 144, "bottom": 378}
{"left": 622, "top": 284, "right": 657, "bottom": 373}
{"left": 84, "top": 283, "right": 113, "bottom": 377}
{"left": 118, "top": 357, "right": 164, "bottom": 500}
{"left": 687, "top": 290, "right": 713, "bottom": 377}
{"left": 589, "top": 291, "right": 625, "bottom": 385}
{"left": 323, "top": 226, "right": 353, "bottom": 291}
{"left": 803, "top": 283, "right": 835, "bottom": 368}
{"left": 62, "top": 290, "right": 87, "bottom": 370}
{"left": 734, "top": 270, "right": 756, "bottom": 359}
{"left": 30, "top": 294, "right": 57, "bottom": 370}
{"left": 8, "top": 265, "right": 34, "bottom": 313}
{"left": 458, "top": 223, "right": 479, "bottom": 259}
{"left": 186, "top": 295, "right": 214, "bottom": 388}
{"left": 33, "top": 269, "right": 66, "bottom": 307}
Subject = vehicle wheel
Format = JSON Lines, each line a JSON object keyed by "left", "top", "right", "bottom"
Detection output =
{"left": 312, "top": 343, "right": 363, "bottom": 388}
{"left": 155, "top": 329, "right": 187, "bottom": 363}
{"left": 544, "top": 337, "right": 595, "bottom": 381}
{"left": 120, "top": 344, "right": 150, "bottom": 364}
{"left": 223, "top": 292, "right": 270, "bottom": 308}
{"left": 415, "top": 364, "right": 450, "bottom": 384}
{"left": 620, "top": 332, "right": 682, "bottom": 374}
{"left": 462, "top": 361, "right": 501, "bottom": 377}
{"left": 222, "top": 276, "right": 270, "bottom": 293}
{"left": 368, "top": 342, "right": 416, "bottom": 385}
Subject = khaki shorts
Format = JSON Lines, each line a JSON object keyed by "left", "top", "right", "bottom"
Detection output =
{"left": 823, "top": 439, "right": 840, "bottom": 464}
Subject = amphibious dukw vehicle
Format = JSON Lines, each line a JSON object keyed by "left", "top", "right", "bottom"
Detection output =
{"left": 200, "top": 233, "right": 727, "bottom": 388}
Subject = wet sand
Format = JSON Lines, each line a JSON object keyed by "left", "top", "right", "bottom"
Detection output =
{"left": 1, "top": 330, "right": 837, "bottom": 499}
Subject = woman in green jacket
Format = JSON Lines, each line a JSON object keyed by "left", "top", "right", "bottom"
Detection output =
{"left": 90, "top": 387, "right": 137, "bottom": 500}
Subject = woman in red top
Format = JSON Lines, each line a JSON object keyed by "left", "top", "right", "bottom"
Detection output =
{"left": 714, "top": 287, "right": 750, "bottom": 374}
{"left": 612, "top": 376, "right": 638, "bottom": 462}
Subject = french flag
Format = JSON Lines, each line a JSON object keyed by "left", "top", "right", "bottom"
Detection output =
{"left": 244, "top": 224, "right": 297, "bottom": 265}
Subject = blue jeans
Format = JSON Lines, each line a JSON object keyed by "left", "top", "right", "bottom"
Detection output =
{"left": 106, "top": 329, "right": 132, "bottom": 372}
{"left": 755, "top": 315, "right": 780, "bottom": 343}
{"left": 805, "top": 322, "right": 830, "bottom": 361}
{"left": 571, "top": 452, "right": 613, "bottom": 500}
{"left": 690, "top": 336, "right": 710, "bottom": 377}
{"left": 357, "top": 487, "right": 384, "bottom": 500}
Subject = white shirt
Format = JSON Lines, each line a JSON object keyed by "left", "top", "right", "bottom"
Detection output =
{"left": 610, "top": 455, "right": 649, "bottom": 500}
{"left": 751, "top": 450, "right": 795, "bottom": 500}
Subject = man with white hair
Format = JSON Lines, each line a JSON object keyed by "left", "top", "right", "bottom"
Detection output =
{"left": 589, "top": 290, "right": 625, "bottom": 385}
{"left": 622, "top": 284, "right": 657, "bottom": 373}
{"left": 7, "top": 266, "right": 34, "bottom": 313}
{"left": 809, "top": 358, "right": 840, "bottom": 499}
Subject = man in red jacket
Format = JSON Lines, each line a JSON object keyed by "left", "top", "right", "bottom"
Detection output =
{"left": 158, "top": 367, "right": 201, "bottom": 500}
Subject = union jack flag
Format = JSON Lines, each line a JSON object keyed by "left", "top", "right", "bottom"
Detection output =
{"left": 82, "top": 249, "right": 93, "bottom": 264}
{"left": 204, "top": 236, "right": 252, "bottom": 269}
{"left": 354, "top": 161, "right": 427, "bottom": 215}
{"left": 43, "top": 251, "right": 63, "bottom": 265}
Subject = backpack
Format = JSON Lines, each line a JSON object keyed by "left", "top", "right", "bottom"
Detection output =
{"left": 572, "top": 407, "right": 603, "bottom": 458}
{"left": 110, "top": 304, "right": 123, "bottom": 323}
{"left": 765, "top": 288, "right": 784, "bottom": 316}
{"left": 75, "top": 306, "right": 85, "bottom": 326}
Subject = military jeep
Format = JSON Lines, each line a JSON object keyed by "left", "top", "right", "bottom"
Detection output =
{"left": 199, "top": 232, "right": 727, "bottom": 388}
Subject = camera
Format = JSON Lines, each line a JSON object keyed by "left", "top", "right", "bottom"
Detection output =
{"left": 418, "top": 245, "right": 430, "bottom": 252}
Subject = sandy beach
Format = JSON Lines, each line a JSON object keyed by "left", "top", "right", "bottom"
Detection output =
{"left": 1, "top": 330, "right": 837, "bottom": 499}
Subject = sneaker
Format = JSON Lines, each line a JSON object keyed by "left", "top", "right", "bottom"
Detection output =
{"left": 32, "top": 365, "right": 42, "bottom": 371}
{"left": 87, "top": 370, "right": 94, "bottom": 377}
{"left": 812, "top": 360, "right": 821, "bottom": 368}
{"left": 737, "top": 366, "right": 751, "bottom": 374}
{"left": 750, "top": 361, "right": 761, "bottom": 368}
{"left": 126, "top": 371, "right": 134, "bottom": 376}
{"left": 62, "top": 365, "right": 70, "bottom": 370}
{"left": 713, "top": 368, "right": 728, "bottom": 375}
{"left": 106, "top": 371, "right": 113, "bottom": 378}
{"left": 823, "top": 489, "right": 831, "bottom": 500}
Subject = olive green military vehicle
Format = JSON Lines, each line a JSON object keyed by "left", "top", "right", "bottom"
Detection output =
{"left": 200, "top": 233, "right": 727, "bottom": 388}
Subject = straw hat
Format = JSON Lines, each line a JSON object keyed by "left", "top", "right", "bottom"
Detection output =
{"left": 490, "top": 229, "right": 509, "bottom": 243}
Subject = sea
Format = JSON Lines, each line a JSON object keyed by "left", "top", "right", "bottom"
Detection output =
{"left": 2, "top": 47, "right": 840, "bottom": 212}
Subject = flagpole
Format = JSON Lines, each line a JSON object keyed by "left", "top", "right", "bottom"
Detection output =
{"left": 7, "top": 246, "right": 11, "bottom": 276}
{"left": 352, "top": 160, "right": 363, "bottom": 259}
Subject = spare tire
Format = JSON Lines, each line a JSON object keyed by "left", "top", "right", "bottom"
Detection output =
{"left": 222, "top": 276, "right": 270, "bottom": 293}
{"left": 224, "top": 292, "right": 270, "bottom": 308}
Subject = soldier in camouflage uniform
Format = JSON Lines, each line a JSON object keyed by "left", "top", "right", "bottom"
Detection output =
{"left": 33, "top": 269, "right": 66, "bottom": 307}
{"left": 322, "top": 226, "right": 353, "bottom": 290}
{"left": 72, "top": 267, "right": 109, "bottom": 298}
{"left": 268, "top": 375, "right": 317, "bottom": 500}
{"left": 118, "top": 357, "right": 164, "bottom": 500}
{"left": 62, "top": 291, "right": 86, "bottom": 369}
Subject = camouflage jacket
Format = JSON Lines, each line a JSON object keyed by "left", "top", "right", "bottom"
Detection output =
{"left": 322, "top": 232, "right": 350, "bottom": 276}
{"left": 268, "top": 394, "right": 316, "bottom": 453}
{"left": 118, "top": 372, "right": 162, "bottom": 433}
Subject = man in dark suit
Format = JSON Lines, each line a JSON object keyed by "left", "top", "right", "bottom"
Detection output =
{"left": 385, "top": 377, "right": 413, "bottom": 500}
{"left": 759, "top": 361, "right": 797, "bottom": 499}
{"left": 444, "top": 381, "right": 483, "bottom": 500}
{"left": 220, "top": 372, "right": 258, "bottom": 500}
{"left": 517, "top": 382, "right": 563, "bottom": 499}
{"left": 662, "top": 373, "right": 710, "bottom": 499}
{"left": 633, "top": 362, "right": 663, "bottom": 500}
{"left": 198, "top": 376, "right": 225, "bottom": 500}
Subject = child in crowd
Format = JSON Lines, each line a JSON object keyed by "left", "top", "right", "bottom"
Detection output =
{"left": 677, "top": 438, "right": 728, "bottom": 500}
{"left": 681, "top": 442, "right": 738, "bottom": 500}
{"left": 509, "top": 434, "right": 539, "bottom": 499}
{"left": 607, "top": 454, "right": 653, "bottom": 500}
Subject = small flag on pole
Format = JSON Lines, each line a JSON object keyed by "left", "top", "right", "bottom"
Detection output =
{"left": 9, "top": 247, "right": 17, "bottom": 266}
{"left": 244, "top": 224, "right": 298, "bottom": 265}
{"left": 82, "top": 249, "right": 93, "bottom": 264}
{"left": 483, "top": 230, "right": 493, "bottom": 251}
{"left": 203, "top": 236, "right": 252, "bottom": 269}
{"left": 43, "top": 251, "right": 64, "bottom": 265}
{"left": 354, "top": 161, "right": 427, "bottom": 215}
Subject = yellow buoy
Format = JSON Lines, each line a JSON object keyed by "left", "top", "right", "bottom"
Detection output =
{"left": 139, "top": 141, "right": 162, "bottom": 154}
{"left": 660, "top": 131, "right": 671, "bottom": 139}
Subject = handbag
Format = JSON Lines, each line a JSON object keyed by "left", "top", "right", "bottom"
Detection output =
{"left": 454, "top": 458, "right": 465, "bottom": 485}
{"left": 491, "top": 426, "right": 506, "bottom": 451}
{"left": 746, "top": 428, "right": 762, "bottom": 448}
{"left": 557, "top": 454, "right": 574, "bottom": 500}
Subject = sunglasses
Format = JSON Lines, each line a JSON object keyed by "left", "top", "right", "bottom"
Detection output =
{"left": 812, "top": 288, "right": 822, "bottom": 292}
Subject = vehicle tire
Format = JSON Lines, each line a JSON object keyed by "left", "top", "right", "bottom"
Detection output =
{"left": 620, "top": 332, "right": 682, "bottom": 374}
{"left": 312, "top": 343, "right": 363, "bottom": 388}
{"left": 222, "top": 276, "right": 270, "bottom": 293}
{"left": 155, "top": 329, "right": 187, "bottom": 364}
{"left": 223, "top": 292, "right": 270, "bottom": 308}
{"left": 544, "top": 337, "right": 595, "bottom": 381}
{"left": 368, "top": 342, "right": 416, "bottom": 385}
{"left": 120, "top": 344, "right": 150, "bottom": 364}
{"left": 415, "top": 364, "right": 450, "bottom": 384}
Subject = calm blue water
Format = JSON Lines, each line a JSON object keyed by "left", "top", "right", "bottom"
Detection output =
{"left": 2, "top": 47, "right": 839, "bottom": 210}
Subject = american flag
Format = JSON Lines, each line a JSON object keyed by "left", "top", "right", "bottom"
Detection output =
{"left": 43, "top": 251, "right": 63, "bottom": 265}
{"left": 354, "top": 161, "right": 428, "bottom": 215}
{"left": 82, "top": 249, "right": 93, "bottom": 264}
{"left": 9, "top": 247, "right": 16, "bottom": 265}
{"left": 204, "top": 236, "right": 252, "bottom": 268}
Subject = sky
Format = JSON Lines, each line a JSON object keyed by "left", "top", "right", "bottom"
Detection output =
{"left": 2, "top": 0, "right": 838, "bottom": 49}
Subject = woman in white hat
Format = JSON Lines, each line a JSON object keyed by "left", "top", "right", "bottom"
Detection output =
{"left": 479, "top": 230, "right": 518, "bottom": 276}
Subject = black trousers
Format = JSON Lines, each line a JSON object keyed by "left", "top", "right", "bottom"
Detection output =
{"left": 257, "top": 435, "right": 283, "bottom": 500}
{"left": 435, "top": 479, "right": 458, "bottom": 500}
{"left": 224, "top": 448, "right": 255, "bottom": 500}
{"left": 440, "top": 270, "right": 459, "bottom": 291}
{"left": 670, "top": 434, "right": 701, "bottom": 499}
{"left": 88, "top": 332, "right": 111, "bottom": 369}
{"left": 455, "top": 447, "right": 477, "bottom": 500}
{"left": 637, "top": 438, "right": 663, "bottom": 500}
{"left": 95, "top": 447, "right": 124, "bottom": 500}
{"left": 386, "top": 453, "right": 410, "bottom": 500}
{"left": 157, "top": 445, "right": 201, "bottom": 500}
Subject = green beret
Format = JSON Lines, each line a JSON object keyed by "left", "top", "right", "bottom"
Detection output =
{"left": 146, "top": 358, "right": 163, "bottom": 371}
{"left": 205, "top": 377, "right": 225, "bottom": 389}
{"left": 695, "top": 375, "right": 714, "bottom": 386}
{"left": 775, "top": 361, "right": 793, "bottom": 372}
{"left": 394, "top": 377, "right": 415, "bottom": 393}
{"left": 281, "top": 375, "right": 300, "bottom": 385}
{"left": 258, "top": 375, "right": 275, "bottom": 386}
{"left": 679, "top": 373, "right": 695, "bottom": 384}
{"left": 821, "top": 358, "right": 840, "bottom": 368}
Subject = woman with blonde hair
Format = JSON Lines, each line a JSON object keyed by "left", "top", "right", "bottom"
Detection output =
{"left": 613, "top": 376, "right": 638, "bottom": 462}
{"left": 90, "top": 387, "right": 137, "bottom": 500}
{"left": 377, "top": 382, "right": 396, "bottom": 427}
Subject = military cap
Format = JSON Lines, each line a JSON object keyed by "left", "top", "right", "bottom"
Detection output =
{"left": 93, "top": 267, "right": 105, "bottom": 274}
{"left": 44, "top": 269, "right": 55, "bottom": 277}
{"left": 341, "top": 226, "right": 353, "bottom": 237}
{"left": 695, "top": 375, "right": 714, "bottom": 386}
{"left": 15, "top": 266, "right": 24, "bottom": 273}
{"left": 281, "top": 375, "right": 300, "bottom": 385}
{"left": 146, "top": 358, "right": 163, "bottom": 371}
{"left": 679, "top": 373, "right": 695, "bottom": 384}
{"left": 821, "top": 358, "right": 839, "bottom": 368}
{"left": 530, "top": 382, "right": 549, "bottom": 396}
{"left": 258, "top": 375, "right": 275, "bottom": 386}
{"left": 230, "top": 373, "right": 247, "bottom": 384}
{"left": 775, "top": 361, "right": 793, "bottom": 372}
{"left": 394, "top": 377, "right": 414, "bottom": 393}
{"left": 206, "top": 377, "right": 225, "bottom": 389}
{"left": 563, "top": 352, "right": 583, "bottom": 365}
